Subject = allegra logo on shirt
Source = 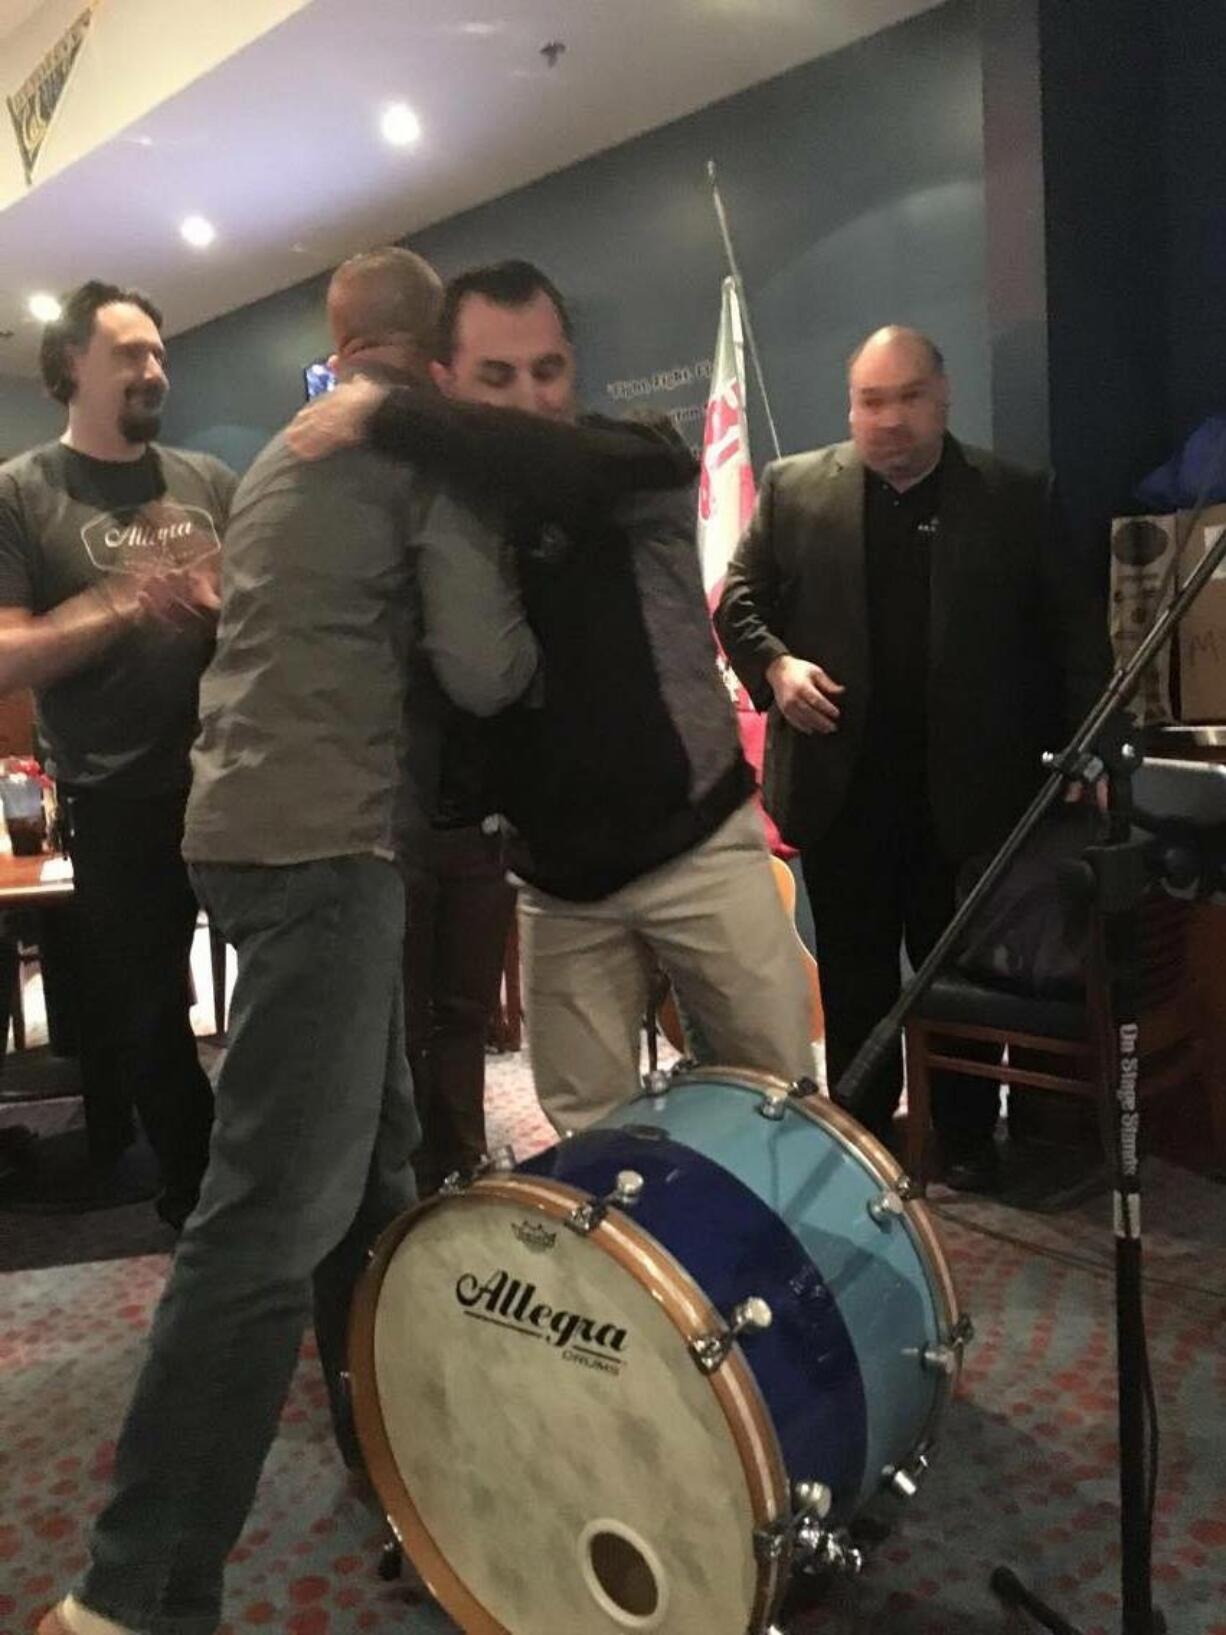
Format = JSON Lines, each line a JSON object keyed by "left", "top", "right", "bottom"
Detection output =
{"left": 81, "top": 502, "right": 221, "bottom": 575}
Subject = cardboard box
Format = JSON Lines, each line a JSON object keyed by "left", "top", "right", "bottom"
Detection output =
{"left": 1176, "top": 502, "right": 1226, "bottom": 723}
{"left": 1109, "top": 506, "right": 1226, "bottom": 725}
{"left": 1110, "top": 514, "right": 1177, "bottom": 725}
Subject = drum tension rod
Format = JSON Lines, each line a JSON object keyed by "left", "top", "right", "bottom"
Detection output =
{"left": 690, "top": 1296, "right": 773, "bottom": 1373}
{"left": 565, "top": 1170, "right": 645, "bottom": 1236}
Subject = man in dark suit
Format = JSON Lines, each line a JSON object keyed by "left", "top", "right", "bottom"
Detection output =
{"left": 715, "top": 326, "right": 1109, "bottom": 1188}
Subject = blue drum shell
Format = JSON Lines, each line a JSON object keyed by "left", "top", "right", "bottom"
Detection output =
{"left": 523, "top": 1072, "right": 953, "bottom": 1519}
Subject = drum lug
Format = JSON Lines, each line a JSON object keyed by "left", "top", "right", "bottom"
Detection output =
{"left": 866, "top": 1188, "right": 905, "bottom": 1228}
{"left": 921, "top": 1314, "right": 974, "bottom": 1375}
{"left": 894, "top": 1173, "right": 919, "bottom": 1201}
{"left": 920, "top": 1342, "right": 958, "bottom": 1376}
{"left": 757, "top": 1094, "right": 787, "bottom": 1121}
{"left": 789, "top": 1075, "right": 821, "bottom": 1099}
{"left": 690, "top": 1295, "right": 773, "bottom": 1373}
{"left": 882, "top": 1450, "right": 930, "bottom": 1499}
{"left": 439, "top": 1145, "right": 516, "bottom": 1195}
{"left": 565, "top": 1169, "right": 645, "bottom": 1236}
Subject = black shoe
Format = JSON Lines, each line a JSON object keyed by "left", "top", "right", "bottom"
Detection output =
{"left": 942, "top": 1143, "right": 1002, "bottom": 1194}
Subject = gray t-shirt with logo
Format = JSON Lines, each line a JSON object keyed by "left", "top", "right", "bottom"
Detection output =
{"left": 0, "top": 441, "right": 236, "bottom": 794}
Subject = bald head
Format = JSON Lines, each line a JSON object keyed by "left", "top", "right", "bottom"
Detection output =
{"left": 847, "top": 325, "right": 950, "bottom": 489}
{"left": 326, "top": 246, "right": 443, "bottom": 384}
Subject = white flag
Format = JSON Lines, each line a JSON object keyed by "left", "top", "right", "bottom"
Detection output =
{"left": 697, "top": 276, "right": 756, "bottom": 600}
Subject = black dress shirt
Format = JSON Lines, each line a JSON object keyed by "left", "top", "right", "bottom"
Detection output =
{"left": 858, "top": 456, "right": 944, "bottom": 806}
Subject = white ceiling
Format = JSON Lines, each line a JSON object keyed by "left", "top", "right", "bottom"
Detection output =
{"left": 0, "top": 0, "right": 941, "bottom": 378}
{"left": 0, "top": 0, "right": 44, "bottom": 39}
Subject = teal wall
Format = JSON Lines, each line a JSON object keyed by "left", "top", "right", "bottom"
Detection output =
{"left": 0, "top": 373, "right": 61, "bottom": 459}
{"left": 157, "top": 2, "right": 987, "bottom": 473}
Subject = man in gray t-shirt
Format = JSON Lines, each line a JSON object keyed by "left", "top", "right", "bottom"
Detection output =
{"left": 43, "top": 249, "right": 538, "bottom": 1635}
{"left": 0, "top": 280, "right": 235, "bottom": 1227}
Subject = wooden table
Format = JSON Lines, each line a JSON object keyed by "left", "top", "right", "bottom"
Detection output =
{"left": 0, "top": 851, "right": 74, "bottom": 909}
{"left": 0, "top": 852, "right": 230, "bottom": 1038}
{"left": 0, "top": 852, "right": 75, "bottom": 1054}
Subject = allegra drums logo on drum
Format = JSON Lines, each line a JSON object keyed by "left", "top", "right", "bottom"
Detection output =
{"left": 455, "top": 1269, "right": 628, "bottom": 1376}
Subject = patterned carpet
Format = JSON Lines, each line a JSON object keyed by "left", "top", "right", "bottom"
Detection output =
{"left": 2, "top": 1052, "right": 1225, "bottom": 1635}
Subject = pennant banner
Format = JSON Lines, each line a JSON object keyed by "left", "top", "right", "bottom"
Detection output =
{"left": 7, "top": 4, "right": 98, "bottom": 185}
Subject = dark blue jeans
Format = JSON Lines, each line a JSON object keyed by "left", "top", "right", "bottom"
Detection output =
{"left": 79, "top": 856, "right": 418, "bottom": 1635}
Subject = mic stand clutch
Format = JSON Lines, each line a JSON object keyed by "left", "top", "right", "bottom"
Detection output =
{"left": 834, "top": 515, "right": 1226, "bottom": 1635}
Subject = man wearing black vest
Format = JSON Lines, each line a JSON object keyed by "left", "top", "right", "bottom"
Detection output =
{"left": 288, "top": 261, "right": 816, "bottom": 1132}
{"left": 716, "top": 326, "right": 1109, "bottom": 1189}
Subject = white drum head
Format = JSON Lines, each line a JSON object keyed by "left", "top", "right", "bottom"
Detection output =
{"left": 356, "top": 1180, "right": 784, "bottom": 1635}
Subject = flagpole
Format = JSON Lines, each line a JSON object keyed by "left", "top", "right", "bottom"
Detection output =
{"left": 706, "top": 159, "right": 783, "bottom": 461}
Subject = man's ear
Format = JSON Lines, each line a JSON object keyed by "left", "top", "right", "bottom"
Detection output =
{"left": 428, "top": 359, "right": 452, "bottom": 396}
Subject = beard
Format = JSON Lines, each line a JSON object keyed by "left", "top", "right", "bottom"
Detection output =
{"left": 119, "top": 388, "right": 165, "bottom": 445}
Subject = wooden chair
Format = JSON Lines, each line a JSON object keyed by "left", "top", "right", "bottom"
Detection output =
{"left": 904, "top": 895, "right": 1199, "bottom": 1192}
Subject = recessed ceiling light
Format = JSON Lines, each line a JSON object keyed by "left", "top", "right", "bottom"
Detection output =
{"left": 180, "top": 214, "right": 216, "bottom": 249}
{"left": 28, "top": 292, "right": 61, "bottom": 322}
{"left": 380, "top": 102, "right": 422, "bottom": 147}
{"left": 459, "top": 21, "right": 502, "bottom": 35}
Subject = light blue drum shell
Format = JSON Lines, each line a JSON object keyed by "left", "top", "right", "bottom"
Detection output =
{"left": 596, "top": 1071, "right": 955, "bottom": 1513}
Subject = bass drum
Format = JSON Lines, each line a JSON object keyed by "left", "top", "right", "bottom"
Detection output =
{"left": 349, "top": 1068, "right": 967, "bottom": 1635}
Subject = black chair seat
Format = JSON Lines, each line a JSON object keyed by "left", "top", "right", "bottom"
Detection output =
{"left": 914, "top": 973, "right": 1086, "bottom": 1041}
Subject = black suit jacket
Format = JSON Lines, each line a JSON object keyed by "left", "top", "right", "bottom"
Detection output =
{"left": 714, "top": 435, "right": 1110, "bottom": 863}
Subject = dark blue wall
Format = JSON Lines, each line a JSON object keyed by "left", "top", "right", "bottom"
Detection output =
{"left": 0, "top": 373, "right": 60, "bottom": 458}
{"left": 1039, "top": 0, "right": 1171, "bottom": 538}
{"left": 1162, "top": 0, "right": 1226, "bottom": 446}
{"left": 160, "top": 2, "right": 988, "bottom": 473}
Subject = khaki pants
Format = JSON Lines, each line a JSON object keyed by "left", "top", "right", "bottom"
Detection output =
{"left": 519, "top": 801, "right": 815, "bottom": 1133}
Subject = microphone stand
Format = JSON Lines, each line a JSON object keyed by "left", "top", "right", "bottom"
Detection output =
{"left": 835, "top": 516, "right": 1226, "bottom": 1635}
